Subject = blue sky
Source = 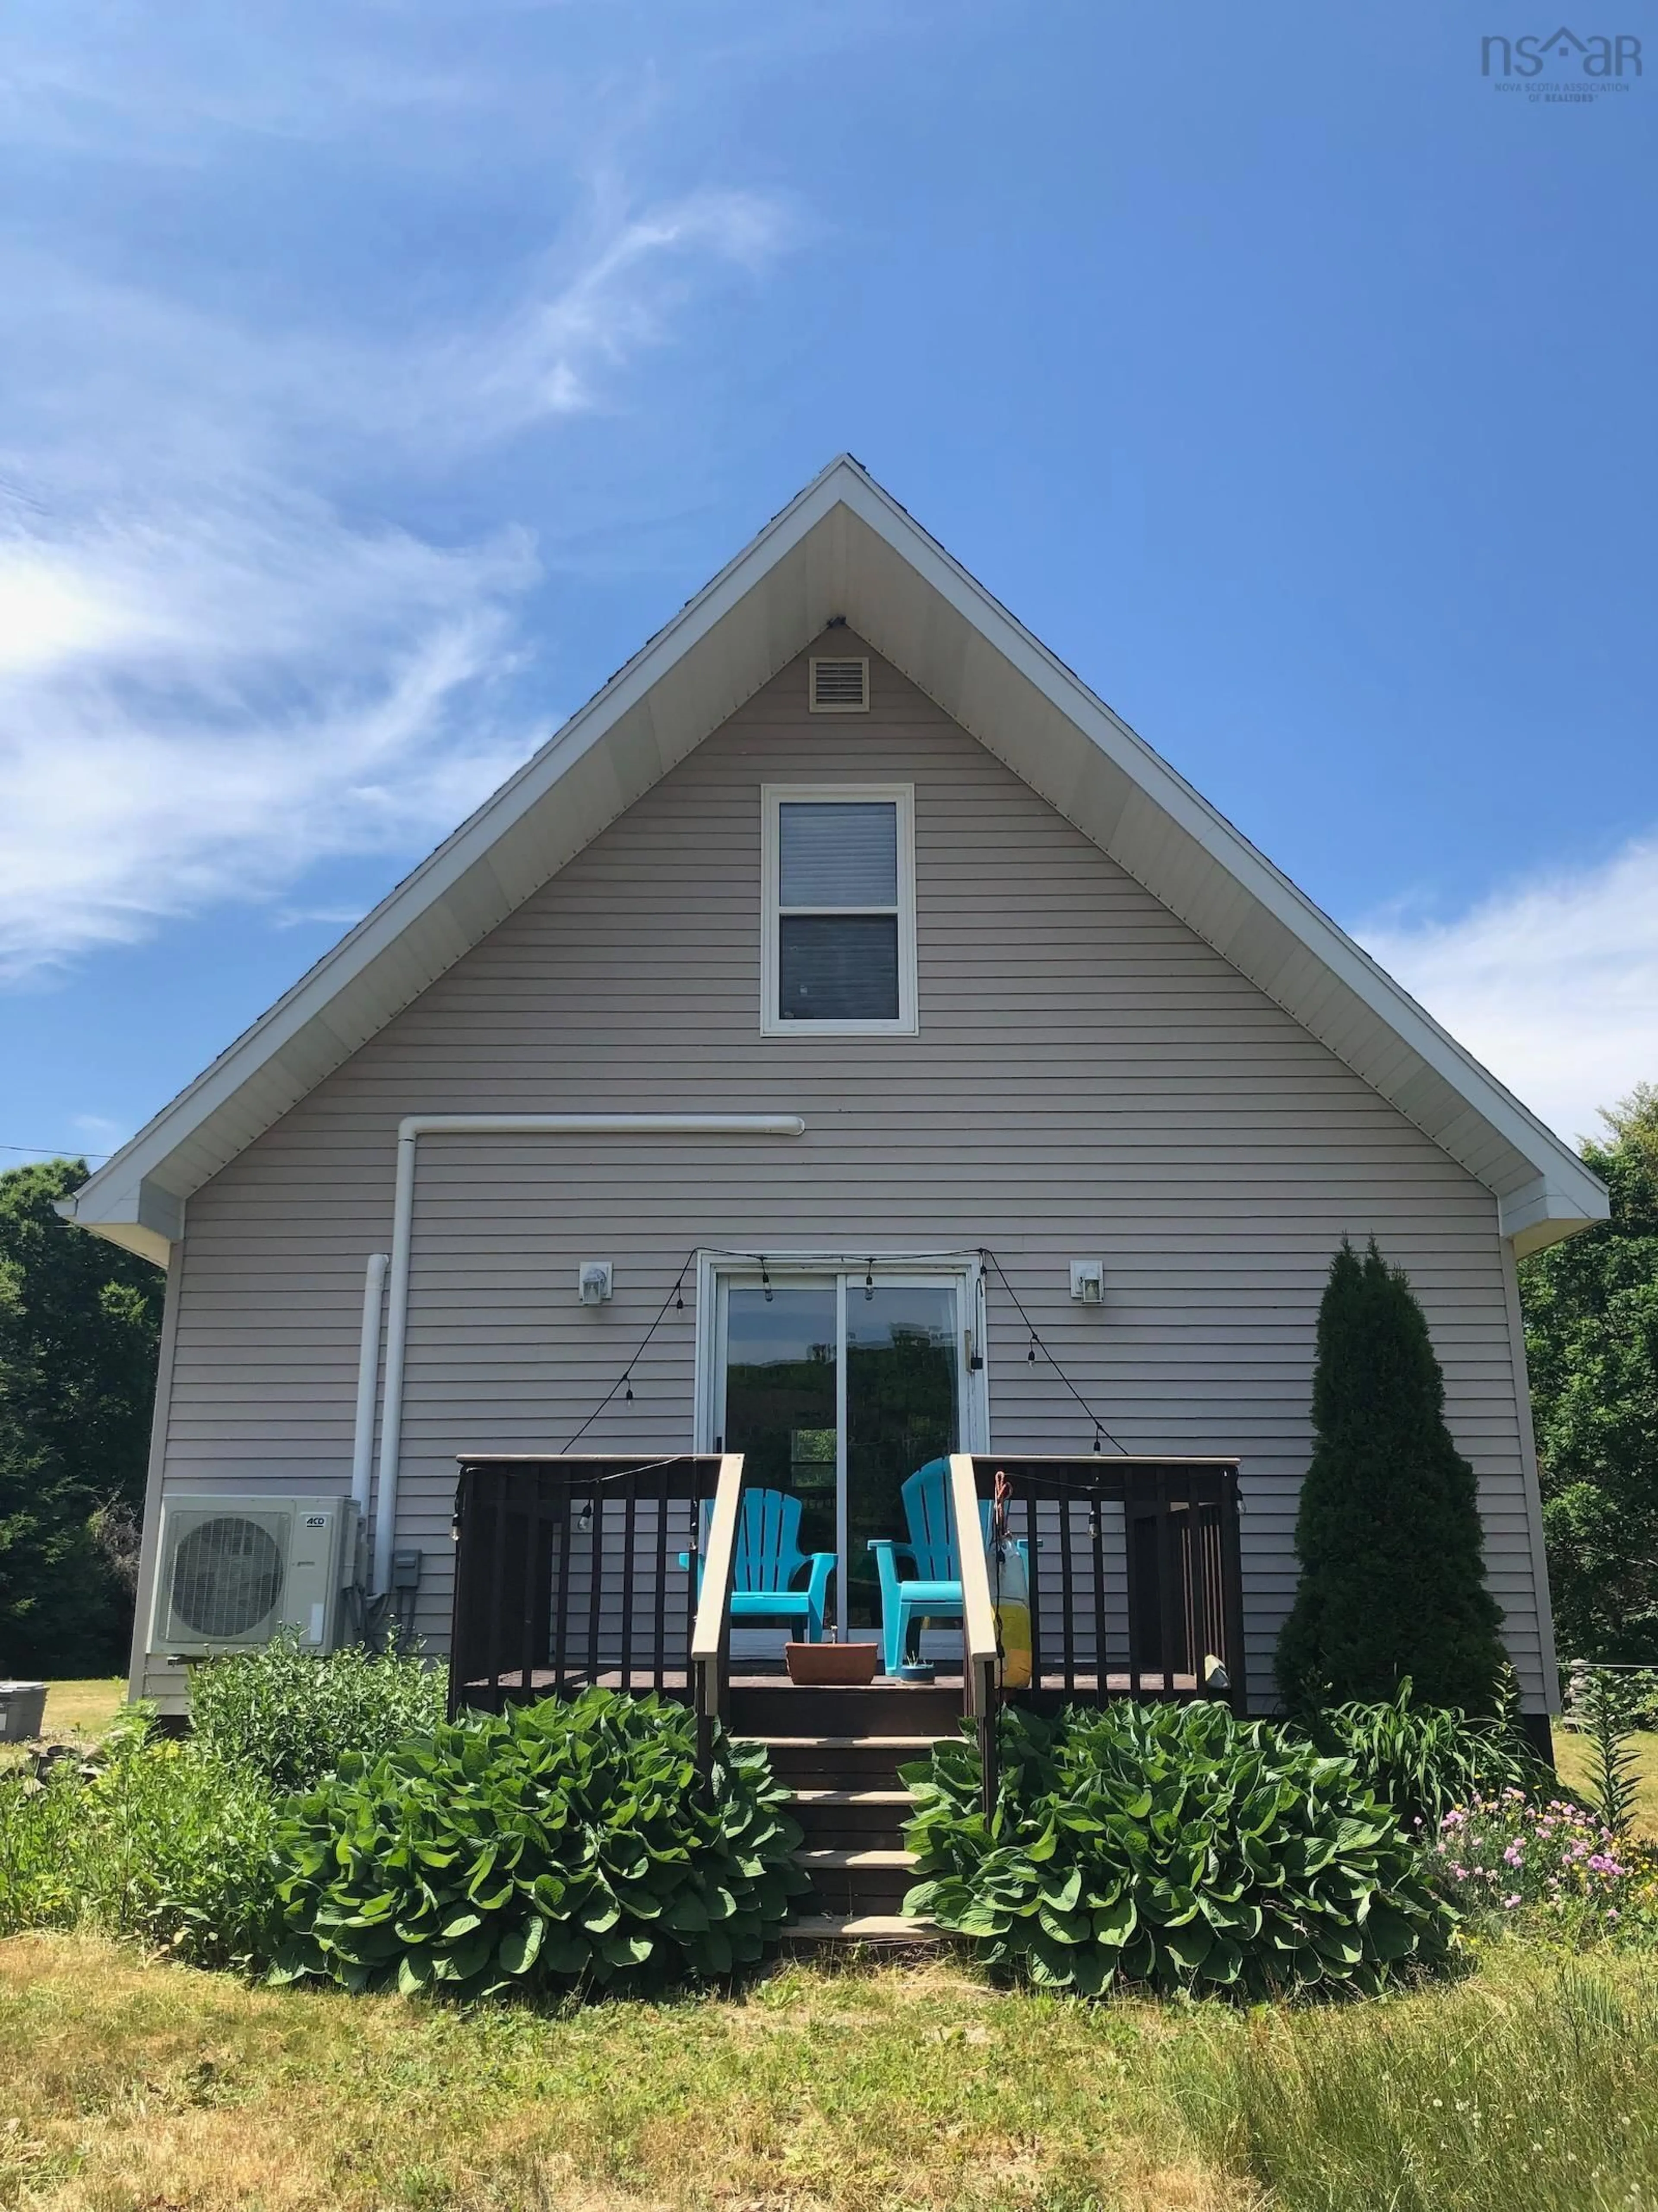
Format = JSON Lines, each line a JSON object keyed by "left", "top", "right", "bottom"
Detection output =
{"left": 1, "top": 0, "right": 1654, "bottom": 1166}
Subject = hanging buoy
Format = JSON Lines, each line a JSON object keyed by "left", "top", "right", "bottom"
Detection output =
{"left": 989, "top": 1468, "right": 1032, "bottom": 1692}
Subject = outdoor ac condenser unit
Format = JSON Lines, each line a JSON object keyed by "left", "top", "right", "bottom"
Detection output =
{"left": 147, "top": 1495, "right": 357, "bottom": 1658}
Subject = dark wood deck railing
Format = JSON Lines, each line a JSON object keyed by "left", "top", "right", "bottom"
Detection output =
{"left": 950, "top": 1454, "right": 1247, "bottom": 1811}
{"left": 449, "top": 1449, "right": 1247, "bottom": 1811}
{"left": 448, "top": 1455, "right": 737, "bottom": 1744}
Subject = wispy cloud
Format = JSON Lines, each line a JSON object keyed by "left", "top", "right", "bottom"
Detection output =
{"left": 450, "top": 190, "right": 792, "bottom": 440}
{"left": 1357, "top": 837, "right": 1658, "bottom": 1148}
{"left": 0, "top": 178, "right": 792, "bottom": 980}
{"left": 272, "top": 904, "right": 378, "bottom": 932}
{"left": 0, "top": 5, "right": 513, "bottom": 158}
{"left": 72, "top": 1114, "right": 131, "bottom": 1156}
{"left": 0, "top": 518, "right": 538, "bottom": 977}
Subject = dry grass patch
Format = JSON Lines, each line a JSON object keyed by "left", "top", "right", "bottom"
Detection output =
{"left": 0, "top": 1935, "right": 1243, "bottom": 2212}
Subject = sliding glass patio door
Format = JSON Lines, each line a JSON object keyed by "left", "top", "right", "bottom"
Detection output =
{"left": 710, "top": 1264, "right": 978, "bottom": 1641}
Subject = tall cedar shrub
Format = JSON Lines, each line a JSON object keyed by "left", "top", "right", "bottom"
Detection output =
{"left": 1276, "top": 1237, "right": 1505, "bottom": 1715}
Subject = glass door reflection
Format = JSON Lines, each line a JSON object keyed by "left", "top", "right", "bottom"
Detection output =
{"left": 845, "top": 1284, "right": 960, "bottom": 1630}
{"left": 716, "top": 1272, "right": 970, "bottom": 1645}
{"left": 718, "top": 1283, "right": 839, "bottom": 1580}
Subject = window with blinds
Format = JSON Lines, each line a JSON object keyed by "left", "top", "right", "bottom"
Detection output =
{"left": 761, "top": 785, "right": 917, "bottom": 1034}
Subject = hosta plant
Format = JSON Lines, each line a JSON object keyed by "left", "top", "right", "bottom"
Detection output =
{"left": 902, "top": 1701, "right": 1453, "bottom": 1998}
{"left": 270, "top": 1688, "right": 810, "bottom": 1997}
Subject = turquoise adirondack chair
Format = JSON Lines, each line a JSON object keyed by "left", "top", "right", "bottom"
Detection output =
{"left": 868, "top": 1458, "right": 1025, "bottom": 1676}
{"left": 680, "top": 1486, "right": 836, "bottom": 1642}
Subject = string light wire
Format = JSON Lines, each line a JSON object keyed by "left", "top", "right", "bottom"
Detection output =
{"left": 562, "top": 1250, "right": 696, "bottom": 1450}
{"left": 560, "top": 1242, "right": 1128, "bottom": 1459}
{"left": 977, "top": 1246, "right": 1129, "bottom": 1453}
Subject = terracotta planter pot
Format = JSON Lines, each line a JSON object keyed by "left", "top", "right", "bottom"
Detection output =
{"left": 784, "top": 1641, "right": 880, "bottom": 1686}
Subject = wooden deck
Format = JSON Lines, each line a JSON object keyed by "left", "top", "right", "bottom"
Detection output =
{"left": 449, "top": 1450, "right": 1246, "bottom": 1938}
{"left": 459, "top": 1667, "right": 1204, "bottom": 1700}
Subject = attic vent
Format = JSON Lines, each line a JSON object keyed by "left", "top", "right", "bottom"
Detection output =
{"left": 809, "top": 656, "right": 869, "bottom": 713}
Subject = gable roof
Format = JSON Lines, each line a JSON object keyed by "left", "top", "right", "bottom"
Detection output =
{"left": 63, "top": 454, "right": 1607, "bottom": 1264}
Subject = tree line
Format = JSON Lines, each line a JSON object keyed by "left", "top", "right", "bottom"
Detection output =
{"left": 0, "top": 1159, "right": 161, "bottom": 1674}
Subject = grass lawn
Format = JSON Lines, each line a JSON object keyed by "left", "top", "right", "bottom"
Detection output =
{"left": 34, "top": 1677, "right": 127, "bottom": 1740}
{"left": 0, "top": 1679, "right": 126, "bottom": 1777}
{"left": 3, "top": 1934, "right": 1658, "bottom": 2212}
{"left": 1553, "top": 1727, "right": 1658, "bottom": 1837}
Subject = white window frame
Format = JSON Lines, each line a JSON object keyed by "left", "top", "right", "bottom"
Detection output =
{"left": 760, "top": 782, "right": 918, "bottom": 1037}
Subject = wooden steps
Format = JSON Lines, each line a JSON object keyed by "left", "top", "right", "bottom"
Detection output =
{"left": 792, "top": 1845, "right": 916, "bottom": 1913}
{"left": 734, "top": 1682, "right": 962, "bottom": 1740}
{"left": 788, "top": 1787, "right": 912, "bottom": 1847}
{"left": 784, "top": 1912, "right": 947, "bottom": 1952}
{"left": 762, "top": 1735, "right": 940, "bottom": 1787}
{"left": 729, "top": 1680, "right": 957, "bottom": 1924}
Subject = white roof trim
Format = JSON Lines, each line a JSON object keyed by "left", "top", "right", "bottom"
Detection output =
{"left": 63, "top": 455, "right": 1607, "bottom": 1262}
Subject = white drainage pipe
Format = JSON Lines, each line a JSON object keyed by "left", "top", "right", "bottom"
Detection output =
{"left": 350, "top": 1251, "right": 390, "bottom": 1524}
{"left": 370, "top": 1112, "right": 807, "bottom": 1596}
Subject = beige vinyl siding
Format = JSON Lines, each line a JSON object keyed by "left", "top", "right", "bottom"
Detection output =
{"left": 146, "top": 635, "right": 1549, "bottom": 1710}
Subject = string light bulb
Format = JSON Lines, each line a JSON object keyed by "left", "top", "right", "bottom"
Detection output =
{"left": 760, "top": 1257, "right": 772, "bottom": 1303}
{"left": 864, "top": 1258, "right": 875, "bottom": 1302}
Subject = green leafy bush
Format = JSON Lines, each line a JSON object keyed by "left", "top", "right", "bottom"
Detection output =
{"left": 902, "top": 1702, "right": 1453, "bottom": 1999}
{"left": 0, "top": 1708, "right": 281, "bottom": 1968}
{"left": 190, "top": 1629, "right": 446, "bottom": 1793}
{"left": 1311, "top": 1681, "right": 1549, "bottom": 1828}
{"left": 271, "top": 1688, "right": 810, "bottom": 1997}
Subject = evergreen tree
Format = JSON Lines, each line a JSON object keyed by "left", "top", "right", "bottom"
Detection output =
{"left": 1277, "top": 1236, "right": 1506, "bottom": 1714}
{"left": 0, "top": 1158, "right": 163, "bottom": 1674}
{"left": 1519, "top": 1083, "right": 1658, "bottom": 1663}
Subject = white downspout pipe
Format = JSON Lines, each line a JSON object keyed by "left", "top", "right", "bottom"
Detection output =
{"left": 350, "top": 1252, "right": 390, "bottom": 1526}
{"left": 369, "top": 1112, "right": 807, "bottom": 1597}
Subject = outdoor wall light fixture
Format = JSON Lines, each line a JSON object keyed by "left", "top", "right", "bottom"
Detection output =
{"left": 577, "top": 1261, "right": 614, "bottom": 1305}
{"left": 1069, "top": 1260, "right": 1105, "bottom": 1305}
